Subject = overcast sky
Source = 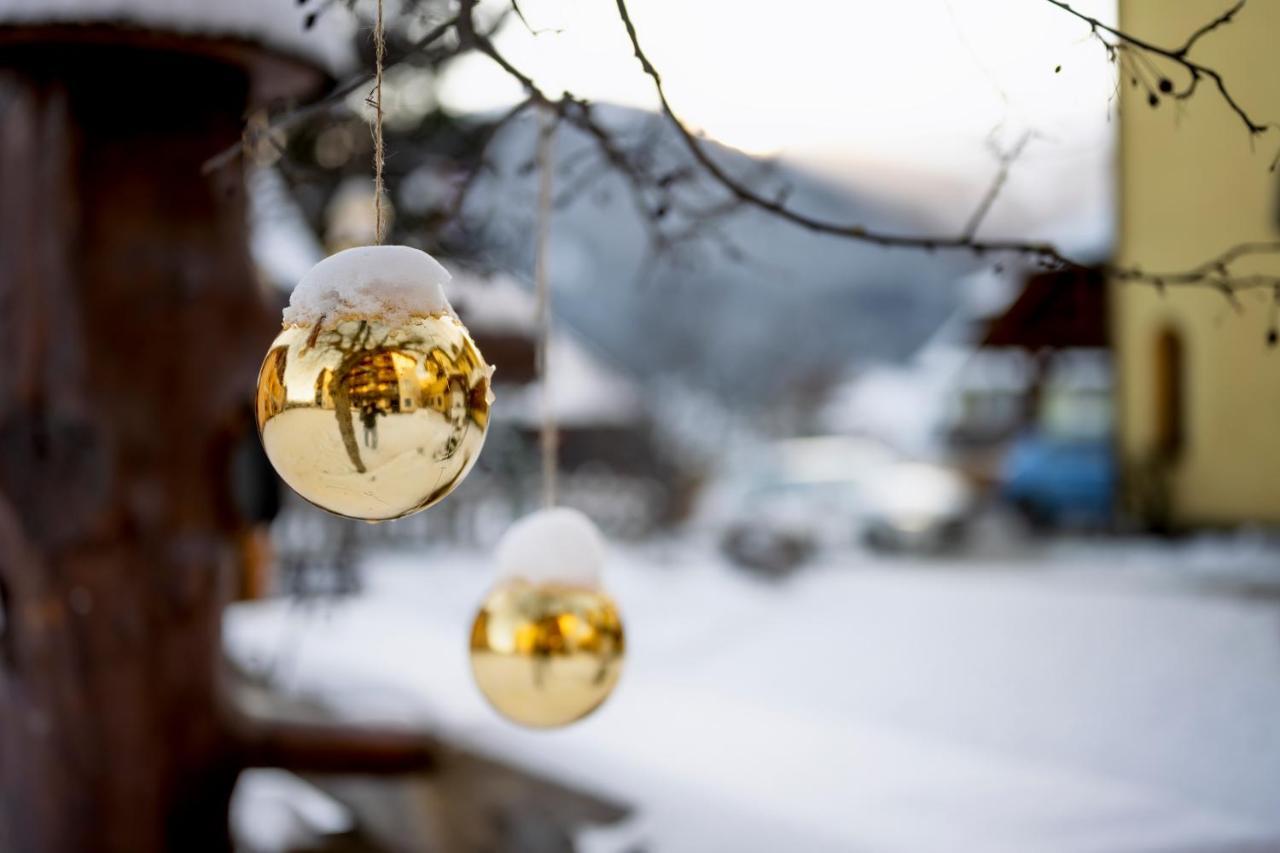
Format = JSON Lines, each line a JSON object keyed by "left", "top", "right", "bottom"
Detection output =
{"left": 433, "top": 0, "right": 1118, "bottom": 249}
{"left": 439, "top": 0, "right": 1111, "bottom": 158}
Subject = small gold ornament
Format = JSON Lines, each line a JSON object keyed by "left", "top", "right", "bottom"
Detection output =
{"left": 470, "top": 581, "right": 624, "bottom": 728}
{"left": 255, "top": 247, "right": 492, "bottom": 521}
{"left": 469, "top": 508, "right": 625, "bottom": 727}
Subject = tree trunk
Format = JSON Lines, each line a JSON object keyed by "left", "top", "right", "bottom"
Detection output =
{"left": 0, "top": 35, "right": 442, "bottom": 852}
{"left": 0, "top": 44, "right": 273, "bottom": 852}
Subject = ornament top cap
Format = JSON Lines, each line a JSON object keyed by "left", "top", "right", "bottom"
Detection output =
{"left": 282, "top": 245, "right": 453, "bottom": 327}
{"left": 495, "top": 508, "right": 607, "bottom": 589}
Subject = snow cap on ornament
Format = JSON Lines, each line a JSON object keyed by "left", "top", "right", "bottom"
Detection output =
{"left": 494, "top": 507, "right": 606, "bottom": 589}
{"left": 282, "top": 245, "right": 453, "bottom": 326}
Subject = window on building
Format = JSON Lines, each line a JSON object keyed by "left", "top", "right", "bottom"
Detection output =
{"left": 1153, "top": 327, "right": 1185, "bottom": 461}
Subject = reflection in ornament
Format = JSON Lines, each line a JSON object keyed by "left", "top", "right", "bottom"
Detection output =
{"left": 255, "top": 313, "right": 491, "bottom": 520}
{"left": 470, "top": 580, "right": 624, "bottom": 728}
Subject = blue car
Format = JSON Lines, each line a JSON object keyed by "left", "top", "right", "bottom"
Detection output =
{"left": 999, "top": 431, "right": 1115, "bottom": 528}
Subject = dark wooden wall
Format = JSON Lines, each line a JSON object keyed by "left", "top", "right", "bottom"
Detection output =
{"left": 0, "top": 41, "right": 277, "bottom": 852}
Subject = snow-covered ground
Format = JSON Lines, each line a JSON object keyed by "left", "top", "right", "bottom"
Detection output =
{"left": 226, "top": 537, "right": 1280, "bottom": 852}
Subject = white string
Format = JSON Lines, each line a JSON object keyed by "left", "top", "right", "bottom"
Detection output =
{"left": 372, "top": 0, "right": 386, "bottom": 244}
{"left": 534, "top": 104, "right": 558, "bottom": 508}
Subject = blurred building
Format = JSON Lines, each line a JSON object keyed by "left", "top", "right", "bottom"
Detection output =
{"left": 969, "top": 268, "right": 1115, "bottom": 527}
{"left": 821, "top": 263, "right": 1118, "bottom": 530}
{"left": 1112, "top": 0, "right": 1280, "bottom": 527}
{"left": 450, "top": 273, "right": 690, "bottom": 536}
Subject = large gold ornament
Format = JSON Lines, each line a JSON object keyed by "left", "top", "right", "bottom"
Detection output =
{"left": 470, "top": 579, "right": 625, "bottom": 728}
{"left": 255, "top": 314, "right": 492, "bottom": 520}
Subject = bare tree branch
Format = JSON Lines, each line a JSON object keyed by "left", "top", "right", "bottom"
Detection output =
{"left": 1180, "top": 0, "right": 1245, "bottom": 55}
{"left": 963, "top": 131, "right": 1035, "bottom": 239}
{"left": 509, "top": 0, "right": 563, "bottom": 36}
{"left": 1044, "top": 0, "right": 1275, "bottom": 144}
{"left": 447, "top": 95, "right": 538, "bottom": 222}
{"left": 201, "top": 14, "right": 459, "bottom": 175}
{"left": 602, "top": 0, "right": 1280, "bottom": 301}
{"left": 609, "top": 0, "right": 1072, "bottom": 259}
{"left": 210, "top": 0, "right": 1280, "bottom": 308}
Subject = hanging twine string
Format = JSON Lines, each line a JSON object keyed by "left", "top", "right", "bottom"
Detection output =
{"left": 534, "top": 104, "right": 558, "bottom": 508}
{"left": 372, "top": 0, "right": 387, "bottom": 244}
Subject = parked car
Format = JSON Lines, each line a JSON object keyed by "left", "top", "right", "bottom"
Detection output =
{"left": 701, "top": 437, "right": 895, "bottom": 575}
{"left": 702, "top": 437, "right": 977, "bottom": 569}
{"left": 999, "top": 432, "right": 1115, "bottom": 529}
{"left": 860, "top": 461, "right": 975, "bottom": 554}
{"left": 998, "top": 371, "right": 1116, "bottom": 530}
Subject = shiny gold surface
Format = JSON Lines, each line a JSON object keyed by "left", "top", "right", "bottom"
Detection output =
{"left": 255, "top": 314, "right": 492, "bottom": 521}
{"left": 470, "top": 581, "right": 625, "bottom": 728}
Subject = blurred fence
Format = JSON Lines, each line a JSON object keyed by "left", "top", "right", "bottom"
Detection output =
{"left": 269, "top": 469, "right": 668, "bottom": 595}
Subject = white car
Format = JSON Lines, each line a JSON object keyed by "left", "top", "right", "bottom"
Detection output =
{"left": 699, "top": 437, "right": 896, "bottom": 574}
{"left": 860, "top": 461, "right": 975, "bottom": 553}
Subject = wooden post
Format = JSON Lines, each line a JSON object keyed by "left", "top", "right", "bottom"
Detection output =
{"left": 0, "top": 35, "right": 435, "bottom": 852}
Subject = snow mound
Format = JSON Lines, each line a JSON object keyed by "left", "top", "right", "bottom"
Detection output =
{"left": 282, "top": 245, "right": 453, "bottom": 327}
{"left": 495, "top": 508, "right": 606, "bottom": 588}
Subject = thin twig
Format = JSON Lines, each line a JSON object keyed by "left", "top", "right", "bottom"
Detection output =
{"left": 1043, "top": 0, "right": 1273, "bottom": 138}
{"left": 1180, "top": 0, "right": 1245, "bottom": 56}
{"left": 964, "top": 131, "right": 1035, "bottom": 238}
{"left": 448, "top": 96, "right": 538, "bottom": 222}
{"left": 510, "top": 0, "right": 563, "bottom": 36}
{"left": 201, "top": 15, "right": 458, "bottom": 175}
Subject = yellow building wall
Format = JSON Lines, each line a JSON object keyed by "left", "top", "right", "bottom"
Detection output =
{"left": 1114, "top": 0, "right": 1280, "bottom": 524}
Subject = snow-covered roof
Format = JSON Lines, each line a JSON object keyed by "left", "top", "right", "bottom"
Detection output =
{"left": 446, "top": 273, "right": 540, "bottom": 336}
{"left": 445, "top": 270, "right": 644, "bottom": 428}
{"left": 0, "top": 0, "right": 356, "bottom": 75}
{"left": 501, "top": 332, "right": 644, "bottom": 428}
{"left": 249, "top": 167, "right": 328, "bottom": 291}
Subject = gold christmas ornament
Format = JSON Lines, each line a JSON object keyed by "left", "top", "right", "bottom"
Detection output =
{"left": 255, "top": 246, "right": 492, "bottom": 521}
{"left": 469, "top": 508, "right": 625, "bottom": 728}
{"left": 470, "top": 581, "right": 624, "bottom": 728}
